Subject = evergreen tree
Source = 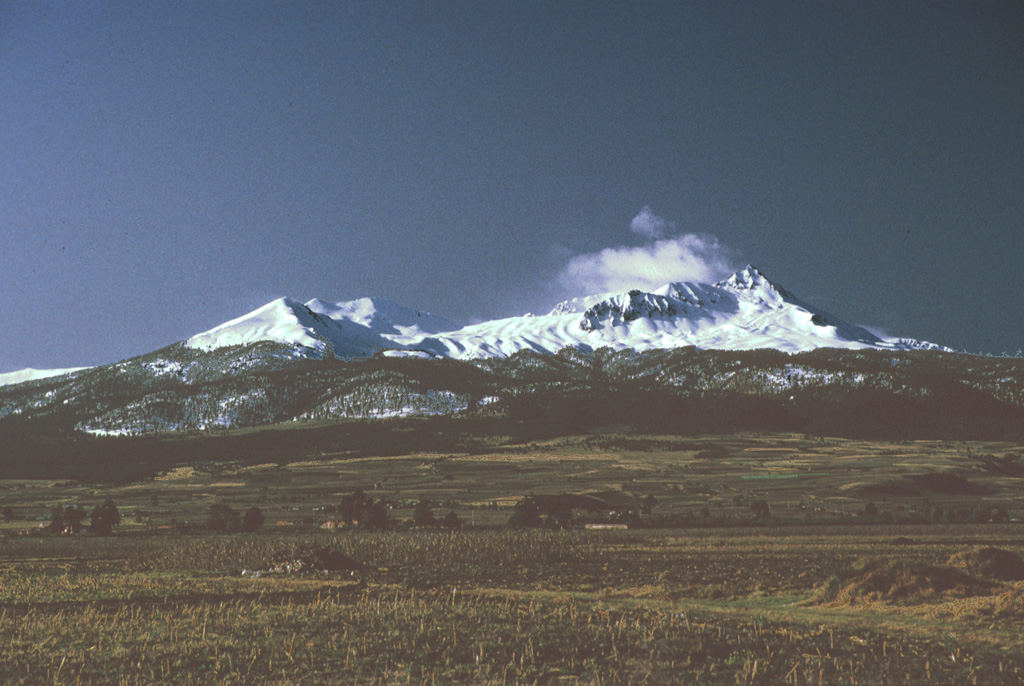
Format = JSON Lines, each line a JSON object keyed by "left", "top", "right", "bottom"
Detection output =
{"left": 49, "top": 505, "right": 85, "bottom": 535}
{"left": 207, "top": 503, "right": 240, "bottom": 533}
{"left": 89, "top": 499, "right": 121, "bottom": 535}
{"left": 241, "top": 506, "right": 265, "bottom": 533}
{"left": 339, "top": 489, "right": 373, "bottom": 525}
{"left": 414, "top": 498, "right": 437, "bottom": 527}
{"left": 67, "top": 505, "right": 85, "bottom": 533}
{"left": 47, "top": 506, "right": 65, "bottom": 534}
{"left": 546, "top": 496, "right": 574, "bottom": 528}
{"left": 441, "top": 510, "right": 462, "bottom": 529}
{"left": 364, "top": 500, "right": 390, "bottom": 530}
{"left": 508, "top": 497, "right": 543, "bottom": 528}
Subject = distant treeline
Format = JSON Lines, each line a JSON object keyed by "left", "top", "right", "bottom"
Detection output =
{"left": 501, "top": 385, "right": 1024, "bottom": 443}
{"left": 1, "top": 388, "right": 1022, "bottom": 482}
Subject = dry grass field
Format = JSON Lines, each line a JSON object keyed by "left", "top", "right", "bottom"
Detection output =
{"left": 2, "top": 432, "right": 1024, "bottom": 683}
{"left": 2, "top": 432, "right": 1021, "bottom": 530}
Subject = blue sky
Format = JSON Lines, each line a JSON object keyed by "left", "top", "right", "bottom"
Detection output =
{"left": 2, "top": 1, "right": 1022, "bottom": 371}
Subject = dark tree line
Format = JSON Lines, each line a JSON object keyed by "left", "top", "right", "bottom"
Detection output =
{"left": 336, "top": 489, "right": 390, "bottom": 529}
{"left": 207, "top": 503, "right": 265, "bottom": 533}
{"left": 412, "top": 498, "right": 462, "bottom": 529}
{"left": 324, "top": 492, "right": 461, "bottom": 529}
{"left": 45, "top": 498, "right": 120, "bottom": 535}
{"left": 507, "top": 493, "right": 648, "bottom": 529}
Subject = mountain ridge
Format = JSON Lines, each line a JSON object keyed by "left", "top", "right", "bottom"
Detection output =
{"left": 2, "top": 342, "right": 1021, "bottom": 439}
{"left": 183, "top": 265, "right": 949, "bottom": 360}
{"left": 7, "top": 264, "right": 1002, "bottom": 441}
{"left": 0, "top": 265, "right": 954, "bottom": 391}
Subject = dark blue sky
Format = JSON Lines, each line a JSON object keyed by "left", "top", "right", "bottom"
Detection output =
{"left": 2, "top": 1, "right": 1022, "bottom": 371}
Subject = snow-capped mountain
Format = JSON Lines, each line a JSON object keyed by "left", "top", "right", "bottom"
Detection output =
{"left": 185, "top": 296, "right": 461, "bottom": 359}
{"left": 2, "top": 261, "right": 1019, "bottom": 439}
{"left": 185, "top": 266, "right": 948, "bottom": 359}
{"left": 187, "top": 297, "right": 395, "bottom": 358}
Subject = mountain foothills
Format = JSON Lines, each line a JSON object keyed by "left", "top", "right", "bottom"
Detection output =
{"left": 1, "top": 266, "right": 1021, "bottom": 441}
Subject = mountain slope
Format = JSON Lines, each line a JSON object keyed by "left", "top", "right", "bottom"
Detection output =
{"left": 2, "top": 344, "right": 1021, "bottom": 439}
{"left": 304, "top": 297, "right": 458, "bottom": 337}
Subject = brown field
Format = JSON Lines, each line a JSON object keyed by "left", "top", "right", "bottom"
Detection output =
{"left": 3, "top": 432, "right": 1022, "bottom": 530}
{"left": 2, "top": 432, "right": 1024, "bottom": 683}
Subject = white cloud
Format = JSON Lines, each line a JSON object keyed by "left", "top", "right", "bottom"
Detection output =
{"left": 629, "top": 206, "right": 674, "bottom": 240}
{"left": 554, "top": 207, "right": 739, "bottom": 297}
{"left": 558, "top": 232, "right": 738, "bottom": 296}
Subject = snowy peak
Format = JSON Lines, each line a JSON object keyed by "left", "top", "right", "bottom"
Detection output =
{"left": 187, "top": 298, "right": 316, "bottom": 352}
{"left": 715, "top": 264, "right": 790, "bottom": 305}
{"left": 186, "top": 297, "right": 393, "bottom": 358}
{"left": 183, "top": 265, "right": 949, "bottom": 360}
{"left": 570, "top": 265, "right": 785, "bottom": 334}
{"left": 717, "top": 264, "right": 769, "bottom": 290}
